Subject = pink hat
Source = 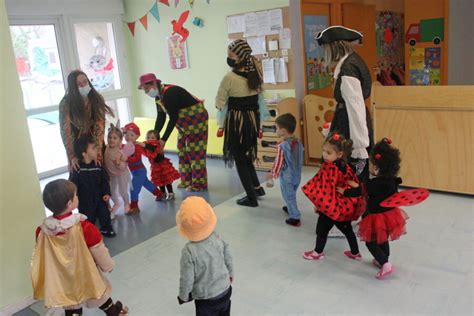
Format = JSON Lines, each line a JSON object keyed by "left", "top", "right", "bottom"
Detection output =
{"left": 138, "top": 73, "right": 161, "bottom": 89}
{"left": 123, "top": 122, "right": 141, "bottom": 136}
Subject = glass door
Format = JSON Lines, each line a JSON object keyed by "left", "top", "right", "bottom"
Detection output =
{"left": 10, "top": 23, "right": 69, "bottom": 178}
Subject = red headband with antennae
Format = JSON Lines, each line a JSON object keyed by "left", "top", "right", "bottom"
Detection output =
{"left": 384, "top": 138, "right": 392, "bottom": 144}
{"left": 375, "top": 153, "right": 382, "bottom": 160}
{"left": 332, "top": 133, "right": 340, "bottom": 141}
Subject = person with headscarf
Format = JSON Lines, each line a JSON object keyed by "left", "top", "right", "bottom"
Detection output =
{"left": 315, "top": 26, "right": 374, "bottom": 183}
{"left": 138, "top": 73, "right": 208, "bottom": 192}
{"left": 59, "top": 70, "right": 114, "bottom": 171}
{"left": 215, "top": 39, "right": 266, "bottom": 207}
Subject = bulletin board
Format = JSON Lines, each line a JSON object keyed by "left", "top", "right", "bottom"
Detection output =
{"left": 226, "top": 7, "right": 294, "bottom": 90}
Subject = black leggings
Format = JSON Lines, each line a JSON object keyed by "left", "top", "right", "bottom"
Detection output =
{"left": 315, "top": 213, "right": 359, "bottom": 255}
{"left": 366, "top": 241, "right": 390, "bottom": 265}
{"left": 234, "top": 152, "right": 260, "bottom": 201}
{"left": 159, "top": 184, "right": 173, "bottom": 194}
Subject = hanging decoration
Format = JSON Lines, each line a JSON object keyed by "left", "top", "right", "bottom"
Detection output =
{"left": 127, "top": 22, "right": 136, "bottom": 37}
{"left": 188, "top": 0, "right": 194, "bottom": 8}
{"left": 167, "top": 35, "right": 189, "bottom": 69}
{"left": 139, "top": 15, "right": 148, "bottom": 30}
{"left": 159, "top": 0, "right": 170, "bottom": 6}
{"left": 171, "top": 10, "right": 190, "bottom": 42}
{"left": 175, "top": 0, "right": 180, "bottom": 7}
{"left": 124, "top": 1, "right": 162, "bottom": 37}
{"left": 192, "top": 17, "right": 204, "bottom": 28}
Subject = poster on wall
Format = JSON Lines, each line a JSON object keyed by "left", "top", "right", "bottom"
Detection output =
{"left": 167, "top": 35, "right": 189, "bottom": 70}
{"left": 408, "top": 47, "right": 424, "bottom": 85}
{"left": 425, "top": 47, "right": 441, "bottom": 85}
{"left": 303, "top": 15, "right": 331, "bottom": 91}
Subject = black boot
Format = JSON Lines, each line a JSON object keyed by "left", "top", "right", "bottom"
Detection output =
{"left": 255, "top": 187, "right": 266, "bottom": 197}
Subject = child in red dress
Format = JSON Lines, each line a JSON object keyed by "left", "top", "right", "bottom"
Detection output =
{"left": 143, "top": 130, "right": 180, "bottom": 201}
{"left": 301, "top": 132, "right": 365, "bottom": 262}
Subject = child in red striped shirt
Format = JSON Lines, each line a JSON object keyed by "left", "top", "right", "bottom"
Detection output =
{"left": 266, "top": 114, "right": 304, "bottom": 227}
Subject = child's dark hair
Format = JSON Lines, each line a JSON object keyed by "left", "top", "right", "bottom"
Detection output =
{"left": 74, "top": 136, "right": 95, "bottom": 161}
{"left": 370, "top": 138, "right": 401, "bottom": 177}
{"left": 146, "top": 130, "right": 161, "bottom": 140}
{"left": 108, "top": 123, "right": 123, "bottom": 139}
{"left": 43, "top": 179, "right": 76, "bottom": 215}
{"left": 275, "top": 113, "right": 297, "bottom": 134}
{"left": 324, "top": 131, "right": 353, "bottom": 161}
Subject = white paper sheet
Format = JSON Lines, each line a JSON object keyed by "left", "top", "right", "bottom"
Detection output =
{"left": 227, "top": 15, "right": 245, "bottom": 34}
{"left": 274, "top": 57, "right": 288, "bottom": 83}
{"left": 244, "top": 13, "right": 258, "bottom": 37}
{"left": 247, "top": 36, "right": 266, "bottom": 55}
{"left": 279, "top": 28, "right": 291, "bottom": 49}
{"left": 256, "top": 10, "right": 271, "bottom": 36}
{"left": 262, "top": 59, "right": 276, "bottom": 84}
{"left": 268, "top": 9, "right": 283, "bottom": 34}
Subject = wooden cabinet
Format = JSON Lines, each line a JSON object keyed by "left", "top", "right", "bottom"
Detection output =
{"left": 372, "top": 85, "right": 474, "bottom": 194}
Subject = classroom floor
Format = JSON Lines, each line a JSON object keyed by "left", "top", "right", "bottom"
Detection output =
{"left": 17, "top": 157, "right": 473, "bottom": 316}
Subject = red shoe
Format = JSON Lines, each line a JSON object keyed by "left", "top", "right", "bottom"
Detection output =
{"left": 302, "top": 250, "right": 325, "bottom": 260}
{"left": 343, "top": 251, "right": 362, "bottom": 260}
{"left": 376, "top": 262, "right": 395, "bottom": 279}
{"left": 372, "top": 259, "right": 382, "bottom": 268}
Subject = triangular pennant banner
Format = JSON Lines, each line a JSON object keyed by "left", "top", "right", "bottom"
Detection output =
{"left": 188, "top": 0, "right": 194, "bottom": 8}
{"left": 175, "top": 0, "right": 180, "bottom": 8}
{"left": 139, "top": 14, "right": 148, "bottom": 30}
{"left": 127, "top": 22, "right": 136, "bottom": 36}
{"left": 150, "top": 2, "right": 160, "bottom": 22}
{"left": 159, "top": 0, "right": 170, "bottom": 6}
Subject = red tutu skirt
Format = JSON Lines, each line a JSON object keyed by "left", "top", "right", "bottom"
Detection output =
{"left": 151, "top": 158, "right": 180, "bottom": 186}
{"left": 357, "top": 207, "right": 409, "bottom": 244}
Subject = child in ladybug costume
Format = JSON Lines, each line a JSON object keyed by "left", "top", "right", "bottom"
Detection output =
{"left": 341, "top": 138, "right": 429, "bottom": 279}
{"left": 302, "top": 132, "right": 365, "bottom": 262}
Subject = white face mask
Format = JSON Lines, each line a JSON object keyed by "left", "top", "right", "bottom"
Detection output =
{"left": 79, "top": 85, "right": 91, "bottom": 97}
{"left": 147, "top": 88, "right": 159, "bottom": 99}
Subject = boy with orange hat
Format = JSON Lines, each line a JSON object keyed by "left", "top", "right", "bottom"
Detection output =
{"left": 176, "top": 197, "right": 233, "bottom": 315}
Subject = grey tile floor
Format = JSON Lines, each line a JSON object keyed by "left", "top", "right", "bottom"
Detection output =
{"left": 17, "top": 161, "right": 474, "bottom": 315}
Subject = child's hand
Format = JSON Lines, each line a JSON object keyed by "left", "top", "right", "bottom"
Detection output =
{"left": 216, "top": 128, "right": 224, "bottom": 138}
{"left": 136, "top": 141, "right": 145, "bottom": 148}
{"left": 347, "top": 180, "right": 359, "bottom": 188}
{"left": 103, "top": 195, "right": 111, "bottom": 202}
{"left": 336, "top": 187, "right": 345, "bottom": 194}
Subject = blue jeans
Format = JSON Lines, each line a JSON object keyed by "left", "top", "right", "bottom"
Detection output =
{"left": 130, "top": 167, "right": 156, "bottom": 202}
{"left": 279, "top": 172, "right": 301, "bottom": 220}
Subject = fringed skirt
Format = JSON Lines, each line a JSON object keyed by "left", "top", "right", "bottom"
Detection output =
{"left": 223, "top": 103, "right": 260, "bottom": 166}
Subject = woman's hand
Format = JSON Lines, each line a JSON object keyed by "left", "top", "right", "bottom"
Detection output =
{"left": 70, "top": 157, "right": 80, "bottom": 171}
{"left": 216, "top": 128, "right": 224, "bottom": 138}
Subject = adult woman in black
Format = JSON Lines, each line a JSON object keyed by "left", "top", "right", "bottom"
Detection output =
{"left": 316, "top": 26, "right": 374, "bottom": 183}
{"left": 215, "top": 39, "right": 265, "bottom": 207}
{"left": 138, "top": 73, "right": 208, "bottom": 192}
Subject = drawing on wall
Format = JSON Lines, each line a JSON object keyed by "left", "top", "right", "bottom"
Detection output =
{"left": 88, "top": 36, "right": 115, "bottom": 90}
{"left": 303, "top": 15, "right": 331, "bottom": 91}
{"left": 167, "top": 35, "right": 189, "bottom": 69}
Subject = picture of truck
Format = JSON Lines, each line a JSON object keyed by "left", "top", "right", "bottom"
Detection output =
{"left": 405, "top": 18, "right": 444, "bottom": 46}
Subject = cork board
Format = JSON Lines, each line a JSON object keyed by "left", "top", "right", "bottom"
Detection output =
{"left": 227, "top": 7, "right": 294, "bottom": 90}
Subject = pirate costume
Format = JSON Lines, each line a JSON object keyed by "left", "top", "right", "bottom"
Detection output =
{"left": 216, "top": 39, "right": 264, "bottom": 207}
{"left": 315, "top": 26, "right": 374, "bottom": 183}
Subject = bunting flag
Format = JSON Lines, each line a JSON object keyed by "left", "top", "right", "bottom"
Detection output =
{"left": 159, "top": 0, "right": 170, "bottom": 6}
{"left": 175, "top": 0, "right": 180, "bottom": 8}
{"left": 188, "top": 0, "right": 194, "bottom": 8}
{"left": 127, "top": 22, "right": 136, "bottom": 36}
{"left": 139, "top": 14, "right": 148, "bottom": 30}
{"left": 150, "top": 2, "right": 160, "bottom": 22}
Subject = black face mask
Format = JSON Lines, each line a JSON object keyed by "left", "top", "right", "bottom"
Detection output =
{"left": 227, "top": 57, "right": 238, "bottom": 68}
